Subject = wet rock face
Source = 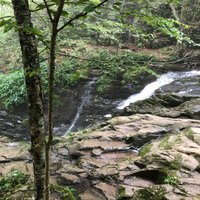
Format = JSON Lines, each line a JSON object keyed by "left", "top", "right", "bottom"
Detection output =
{"left": 1, "top": 114, "right": 200, "bottom": 199}
{"left": 1, "top": 73, "right": 155, "bottom": 140}
{"left": 125, "top": 95, "right": 200, "bottom": 119}
{"left": 70, "top": 73, "right": 156, "bottom": 132}
{"left": 156, "top": 76, "right": 200, "bottom": 96}
{"left": 0, "top": 110, "right": 29, "bottom": 141}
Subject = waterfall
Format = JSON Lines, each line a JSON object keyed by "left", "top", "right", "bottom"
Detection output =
{"left": 65, "top": 79, "right": 95, "bottom": 135}
{"left": 117, "top": 70, "right": 200, "bottom": 110}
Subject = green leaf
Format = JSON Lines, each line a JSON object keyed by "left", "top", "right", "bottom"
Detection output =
{"left": 113, "top": 5, "right": 120, "bottom": 11}
{"left": 4, "top": 23, "right": 14, "bottom": 32}
{"left": 49, "top": 0, "right": 60, "bottom": 4}
{"left": 0, "top": 18, "right": 16, "bottom": 33}
{"left": 31, "top": 27, "right": 43, "bottom": 37}
{"left": 113, "top": 1, "right": 122, "bottom": 6}
{"left": 35, "top": 3, "right": 46, "bottom": 10}
{"left": 50, "top": 9, "right": 57, "bottom": 16}
{"left": 0, "top": 19, "right": 8, "bottom": 27}
{"left": 61, "top": 10, "right": 69, "bottom": 17}
{"left": 0, "top": 19, "right": 16, "bottom": 33}
{"left": 0, "top": 0, "right": 11, "bottom": 6}
{"left": 83, "top": 5, "right": 96, "bottom": 13}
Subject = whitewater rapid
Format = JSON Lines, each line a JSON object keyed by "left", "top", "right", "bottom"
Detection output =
{"left": 117, "top": 70, "right": 200, "bottom": 110}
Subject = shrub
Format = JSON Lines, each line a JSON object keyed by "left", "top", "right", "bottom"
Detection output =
{"left": 51, "top": 184, "right": 77, "bottom": 200}
{"left": 134, "top": 186, "right": 167, "bottom": 200}
{"left": 0, "top": 170, "right": 29, "bottom": 198}
{"left": 0, "top": 69, "right": 26, "bottom": 109}
{"left": 40, "top": 60, "right": 89, "bottom": 89}
{"left": 87, "top": 50, "right": 157, "bottom": 93}
{"left": 0, "top": 60, "right": 89, "bottom": 109}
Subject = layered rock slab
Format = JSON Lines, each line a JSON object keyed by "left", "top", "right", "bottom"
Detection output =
{"left": 1, "top": 114, "right": 200, "bottom": 199}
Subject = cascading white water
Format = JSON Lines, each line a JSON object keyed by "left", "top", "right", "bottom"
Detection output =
{"left": 65, "top": 79, "right": 95, "bottom": 135}
{"left": 117, "top": 70, "right": 200, "bottom": 110}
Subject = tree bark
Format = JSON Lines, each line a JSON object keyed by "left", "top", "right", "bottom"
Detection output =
{"left": 11, "top": 0, "right": 45, "bottom": 199}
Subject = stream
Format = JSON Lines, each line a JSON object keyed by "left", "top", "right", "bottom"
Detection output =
{"left": 1, "top": 70, "right": 200, "bottom": 141}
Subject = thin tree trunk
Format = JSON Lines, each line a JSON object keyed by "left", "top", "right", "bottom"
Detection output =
{"left": 44, "top": 1, "right": 65, "bottom": 199}
{"left": 45, "top": 28, "right": 57, "bottom": 200}
{"left": 11, "top": 1, "right": 45, "bottom": 199}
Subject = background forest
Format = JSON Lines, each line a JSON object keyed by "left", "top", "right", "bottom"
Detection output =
{"left": 0, "top": 0, "right": 200, "bottom": 109}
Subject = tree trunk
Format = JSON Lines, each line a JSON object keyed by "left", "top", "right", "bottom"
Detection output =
{"left": 11, "top": 0, "right": 45, "bottom": 199}
{"left": 45, "top": 28, "right": 57, "bottom": 200}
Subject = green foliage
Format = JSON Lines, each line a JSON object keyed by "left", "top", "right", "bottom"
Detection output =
{"left": 169, "top": 155, "right": 182, "bottom": 170}
{"left": 0, "top": 170, "right": 29, "bottom": 198}
{"left": 117, "top": 185, "right": 126, "bottom": 200}
{"left": 159, "top": 134, "right": 181, "bottom": 150}
{"left": 122, "top": 64, "right": 157, "bottom": 84}
{"left": 158, "top": 134, "right": 172, "bottom": 150}
{"left": 85, "top": 19, "right": 123, "bottom": 46}
{"left": 40, "top": 59, "right": 89, "bottom": 90}
{"left": 51, "top": 184, "right": 77, "bottom": 200}
{"left": 0, "top": 69, "right": 26, "bottom": 109}
{"left": 88, "top": 50, "right": 157, "bottom": 93}
{"left": 134, "top": 185, "right": 167, "bottom": 200}
{"left": 143, "top": 15, "right": 197, "bottom": 45}
{"left": 159, "top": 155, "right": 182, "bottom": 186}
{"left": 95, "top": 74, "right": 112, "bottom": 93}
{"left": 0, "top": 0, "right": 12, "bottom": 6}
{"left": 54, "top": 65, "right": 89, "bottom": 88}
{"left": 0, "top": 28, "right": 21, "bottom": 70}
{"left": 0, "top": 60, "right": 89, "bottom": 109}
{"left": 0, "top": 18, "right": 16, "bottom": 33}
{"left": 163, "top": 175, "right": 180, "bottom": 185}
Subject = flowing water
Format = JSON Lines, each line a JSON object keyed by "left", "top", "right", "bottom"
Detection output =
{"left": 117, "top": 70, "right": 200, "bottom": 110}
{"left": 65, "top": 78, "right": 95, "bottom": 135}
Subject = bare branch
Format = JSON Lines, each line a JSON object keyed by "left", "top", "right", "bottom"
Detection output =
{"left": 58, "top": 52, "right": 163, "bottom": 64}
{"left": 58, "top": 52, "right": 112, "bottom": 62}
{"left": 43, "top": 0, "right": 53, "bottom": 23}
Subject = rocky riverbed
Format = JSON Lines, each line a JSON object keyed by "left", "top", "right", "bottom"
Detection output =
{"left": 1, "top": 67, "right": 200, "bottom": 199}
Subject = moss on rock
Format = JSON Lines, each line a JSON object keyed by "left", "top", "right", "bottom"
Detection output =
{"left": 139, "top": 143, "right": 153, "bottom": 157}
